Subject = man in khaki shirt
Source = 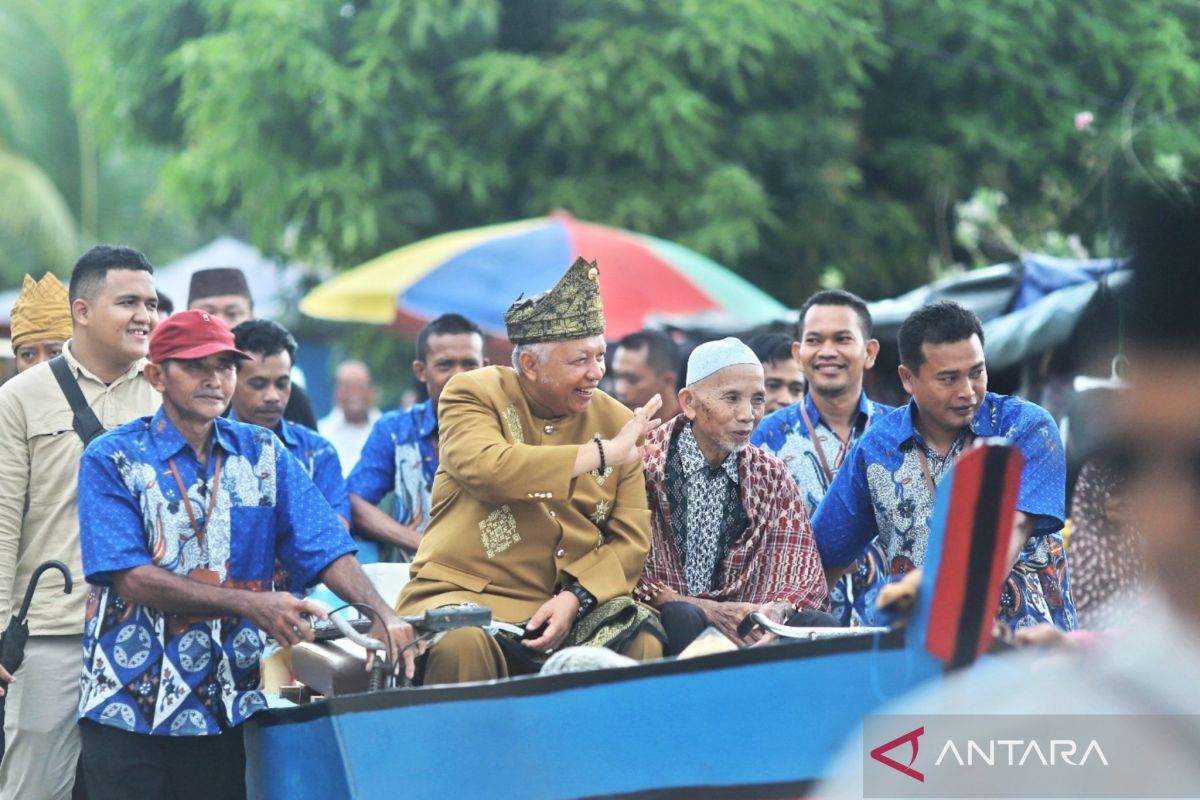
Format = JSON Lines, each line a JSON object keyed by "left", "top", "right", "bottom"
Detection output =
{"left": 397, "top": 258, "right": 665, "bottom": 684}
{"left": 0, "top": 246, "right": 160, "bottom": 800}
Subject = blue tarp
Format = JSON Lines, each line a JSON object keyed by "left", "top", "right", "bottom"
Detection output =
{"left": 1012, "top": 253, "right": 1125, "bottom": 311}
{"left": 865, "top": 253, "right": 1125, "bottom": 341}
{"left": 984, "top": 269, "right": 1129, "bottom": 370}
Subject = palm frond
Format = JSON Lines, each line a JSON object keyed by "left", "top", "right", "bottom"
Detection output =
{"left": 0, "top": 147, "right": 79, "bottom": 266}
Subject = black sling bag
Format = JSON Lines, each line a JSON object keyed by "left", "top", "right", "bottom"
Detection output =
{"left": 48, "top": 356, "right": 106, "bottom": 446}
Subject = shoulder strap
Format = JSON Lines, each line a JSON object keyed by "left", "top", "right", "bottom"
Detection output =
{"left": 48, "top": 356, "right": 106, "bottom": 446}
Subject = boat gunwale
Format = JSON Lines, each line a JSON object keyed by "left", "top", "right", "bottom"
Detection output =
{"left": 252, "top": 626, "right": 908, "bottom": 729}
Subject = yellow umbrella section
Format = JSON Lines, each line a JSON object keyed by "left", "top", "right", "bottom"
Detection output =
{"left": 300, "top": 217, "right": 545, "bottom": 324}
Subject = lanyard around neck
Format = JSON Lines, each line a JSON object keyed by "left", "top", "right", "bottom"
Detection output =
{"left": 913, "top": 432, "right": 974, "bottom": 497}
{"left": 167, "top": 452, "right": 224, "bottom": 545}
{"left": 799, "top": 399, "right": 868, "bottom": 483}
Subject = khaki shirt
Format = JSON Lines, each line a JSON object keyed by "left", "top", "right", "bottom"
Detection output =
{"left": 0, "top": 342, "right": 160, "bottom": 635}
{"left": 396, "top": 366, "right": 651, "bottom": 623}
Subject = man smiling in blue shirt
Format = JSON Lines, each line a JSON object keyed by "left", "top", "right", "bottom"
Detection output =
{"left": 76, "top": 310, "right": 417, "bottom": 800}
{"left": 348, "top": 313, "right": 486, "bottom": 561}
{"left": 752, "top": 289, "right": 892, "bottom": 624}
{"left": 813, "top": 300, "right": 1076, "bottom": 632}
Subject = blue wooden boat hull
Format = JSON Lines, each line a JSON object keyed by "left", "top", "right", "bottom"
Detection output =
{"left": 246, "top": 443, "right": 1022, "bottom": 799}
{"left": 247, "top": 630, "right": 941, "bottom": 799}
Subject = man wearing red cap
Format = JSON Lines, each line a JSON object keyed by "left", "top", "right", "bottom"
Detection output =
{"left": 74, "top": 310, "right": 418, "bottom": 799}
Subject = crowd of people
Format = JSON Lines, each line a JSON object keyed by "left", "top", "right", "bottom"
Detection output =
{"left": 0, "top": 176, "right": 1189, "bottom": 799}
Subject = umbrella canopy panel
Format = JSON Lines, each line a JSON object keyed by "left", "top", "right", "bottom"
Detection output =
{"left": 402, "top": 218, "right": 718, "bottom": 335}
{"left": 300, "top": 214, "right": 787, "bottom": 340}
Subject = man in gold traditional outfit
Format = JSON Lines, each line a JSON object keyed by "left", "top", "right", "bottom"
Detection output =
{"left": 396, "top": 258, "right": 665, "bottom": 684}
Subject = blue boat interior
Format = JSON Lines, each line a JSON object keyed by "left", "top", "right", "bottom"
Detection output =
{"left": 246, "top": 443, "right": 1019, "bottom": 799}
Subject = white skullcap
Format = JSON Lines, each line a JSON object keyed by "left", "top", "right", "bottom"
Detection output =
{"left": 685, "top": 337, "right": 761, "bottom": 386}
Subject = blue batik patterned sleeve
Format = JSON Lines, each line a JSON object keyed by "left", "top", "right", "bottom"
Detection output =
{"left": 346, "top": 416, "right": 396, "bottom": 505}
{"left": 274, "top": 445, "right": 357, "bottom": 590}
{"left": 78, "top": 444, "right": 154, "bottom": 585}
{"left": 1009, "top": 402, "right": 1067, "bottom": 535}
{"left": 311, "top": 443, "right": 352, "bottom": 523}
{"left": 750, "top": 406, "right": 788, "bottom": 453}
{"left": 810, "top": 437, "right": 879, "bottom": 568}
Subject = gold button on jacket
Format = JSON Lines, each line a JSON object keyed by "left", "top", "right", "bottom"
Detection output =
{"left": 396, "top": 366, "right": 651, "bottom": 624}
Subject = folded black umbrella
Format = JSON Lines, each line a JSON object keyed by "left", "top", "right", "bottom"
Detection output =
{"left": 0, "top": 560, "right": 72, "bottom": 760}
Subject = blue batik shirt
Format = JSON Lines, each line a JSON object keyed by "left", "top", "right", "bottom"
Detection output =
{"left": 752, "top": 392, "right": 893, "bottom": 516}
{"left": 812, "top": 392, "right": 1076, "bottom": 632}
{"left": 77, "top": 407, "right": 356, "bottom": 736}
{"left": 347, "top": 399, "right": 438, "bottom": 534}
{"left": 752, "top": 392, "right": 893, "bottom": 626}
{"left": 273, "top": 417, "right": 351, "bottom": 524}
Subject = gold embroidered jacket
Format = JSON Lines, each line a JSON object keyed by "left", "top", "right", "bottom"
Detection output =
{"left": 395, "top": 366, "right": 651, "bottom": 623}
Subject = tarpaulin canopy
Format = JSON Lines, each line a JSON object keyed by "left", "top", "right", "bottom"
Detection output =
{"left": 867, "top": 254, "right": 1125, "bottom": 340}
{"left": 983, "top": 269, "right": 1130, "bottom": 371}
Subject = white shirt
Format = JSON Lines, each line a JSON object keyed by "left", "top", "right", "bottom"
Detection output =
{"left": 318, "top": 406, "right": 381, "bottom": 475}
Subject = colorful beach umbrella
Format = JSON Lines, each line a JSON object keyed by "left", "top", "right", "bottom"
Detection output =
{"left": 299, "top": 213, "right": 787, "bottom": 339}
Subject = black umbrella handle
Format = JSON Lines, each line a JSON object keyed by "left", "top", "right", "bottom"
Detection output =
{"left": 16, "top": 560, "right": 72, "bottom": 622}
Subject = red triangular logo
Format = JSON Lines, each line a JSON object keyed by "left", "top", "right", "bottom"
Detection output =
{"left": 869, "top": 725, "right": 925, "bottom": 782}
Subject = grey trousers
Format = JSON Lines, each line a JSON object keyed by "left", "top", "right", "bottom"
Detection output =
{"left": 0, "top": 635, "right": 82, "bottom": 800}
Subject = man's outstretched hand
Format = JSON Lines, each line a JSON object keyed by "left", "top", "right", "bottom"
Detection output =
{"left": 606, "top": 395, "right": 663, "bottom": 467}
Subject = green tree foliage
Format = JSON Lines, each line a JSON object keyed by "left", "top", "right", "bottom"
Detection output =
{"left": 864, "top": 0, "right": 1200, "bottom": 274}
{"left": 0, "top": 0, "right": 87, "bottom": 278}
{"left": 0, "top": 0, "right": 210, "bottom": 289}
{"left": 71, "top": 0, "right": 1200, "bottom": 303}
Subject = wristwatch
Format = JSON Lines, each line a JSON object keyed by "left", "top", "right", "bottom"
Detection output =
{"left": 562, "top": 582, "right": 597, "bottom": 619}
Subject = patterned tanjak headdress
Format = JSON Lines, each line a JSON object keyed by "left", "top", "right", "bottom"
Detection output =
{"left": 10, "top": 273, "right": 72, "bottom": 349}
{"left": 503, "top": 257, "right": 606, "bottom": 344}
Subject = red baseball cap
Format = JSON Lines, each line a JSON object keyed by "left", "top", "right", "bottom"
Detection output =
{"left": 148, "top": 309, "right": 252, "bottom": 364}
